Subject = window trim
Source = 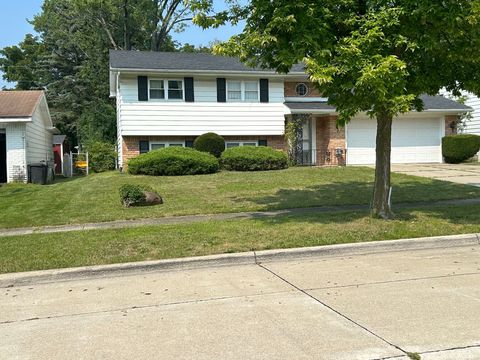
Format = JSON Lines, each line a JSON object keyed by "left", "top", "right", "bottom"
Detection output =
{"left": 148, "top": 78, "right": 185, "bottom": 101}
{"left": 149, "top": 141, "right": 185, "bottom": 150}
{"left": 226, "top": 80, "right": 259, "bottom": 102}
{"left": 225, "top": 140, "right": 259, "bottom": 148}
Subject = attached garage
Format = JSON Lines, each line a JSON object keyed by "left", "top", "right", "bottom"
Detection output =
{"left": 346, "top": 116, "right": 445, "bottom": 165}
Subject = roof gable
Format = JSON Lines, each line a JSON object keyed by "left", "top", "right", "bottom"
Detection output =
{"left": 0, "top": 90, "right": 45, "bottom": 118}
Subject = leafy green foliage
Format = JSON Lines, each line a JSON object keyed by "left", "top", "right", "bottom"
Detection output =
{"left": 128, "top": 147, "right": 219, "bottom": 176}
{"left": 193, "top": 132, "right": 226, "bottom": 157}
{"left": 203, "top": 0, "right": 480, "bottom": 218}
{"left": 442, "top": 135, "right": 480, "bottom": 164}
{"left": 85, "top": 141, "right": 117, "bottom": 173}
{"left": 0, "top": 0, "right": 220, "bottom": 145}
{"left": 119, "top": 184, "right": 154, "bottom": 207}
{"left": 221, "top": 146, "right": 288, "bottom": 171}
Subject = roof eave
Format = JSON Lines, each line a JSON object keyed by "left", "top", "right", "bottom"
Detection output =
{"left": 110, "top": 67, "right": 306, "bottom": 78}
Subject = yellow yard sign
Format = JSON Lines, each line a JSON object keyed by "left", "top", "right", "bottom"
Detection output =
{"left": 75, "top": 161, "right": 88, "bottom": 168}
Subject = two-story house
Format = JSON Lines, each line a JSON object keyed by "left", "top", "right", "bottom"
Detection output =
{"left": 109, "top": 50, "right": 470, "bottom": 169}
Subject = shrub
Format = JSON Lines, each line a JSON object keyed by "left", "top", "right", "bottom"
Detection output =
{"left": 85, "top": 141, "right": 116, "bottom": 172}
{"left": 221, "top": 146, "right": 288, "bottom": 171}
{"left": 442, "top": 134, "right": 480, "bottom": 164}
{"left": 193, "top": 132, "right": 225, "bottom": 158}
{"left": 128, "top": 147, "right": 219, "bottom": 176}
{"left": 119, "top": 184, "right": 154, "bottom": 207}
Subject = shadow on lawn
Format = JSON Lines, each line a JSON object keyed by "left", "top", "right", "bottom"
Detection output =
{"left": 236, "top": 178, "right": 480, "bottom": 212}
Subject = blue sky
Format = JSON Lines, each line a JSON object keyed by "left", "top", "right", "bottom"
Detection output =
{"left": 0, "top": 0, "right": 244, "bottom": 88}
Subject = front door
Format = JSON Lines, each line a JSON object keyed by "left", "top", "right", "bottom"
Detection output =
{"left": 0, "top": 133, "right": 6, "bottom": 183}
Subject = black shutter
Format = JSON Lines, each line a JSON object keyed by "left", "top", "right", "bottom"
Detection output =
{"left": 260, "top": 79, "right": 269, "bottom": 103}
{"left": 138, "top": 76, "right": 148, "bottom": 101}
{"left": 258, "top": 139, "right": 267, "bottom": 147}
{"left": 139, "top": 140, "right": 149, "bottom": 154}
{"left": 185, "top": 140, "right": 194, "bottom": 148}
{"left": 184, "top": 77, "right": 194, "bottom": 102}
{"left": 217, "top": 78, "right": 226, "bottom": 102}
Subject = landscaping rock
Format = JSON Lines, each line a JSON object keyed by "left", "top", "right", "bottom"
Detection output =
{"left": 144, "top": 191, "right": 163, "bottom": 205}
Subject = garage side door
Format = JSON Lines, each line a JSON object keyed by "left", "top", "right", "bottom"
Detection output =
{"left": 346, "top": 117, "right": 443, "bottom": 165}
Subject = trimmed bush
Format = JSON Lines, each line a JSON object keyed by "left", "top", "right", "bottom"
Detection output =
{"left": 221, "top": 146, "right": 288, "bottom": 171}
{"left": 128, "top": 147, "right": 219, "bottom": 176}
{"left": 85, "top": 141, "right": 116, "bottom": 173}
{"left": 442, "top": 134, "right": 480, "bottom": 164}
{"left": 193, "top": 132, "right": 225, "bottom": 157}
{"left": 119, "top": 184, "right": 154, "bottom": 207}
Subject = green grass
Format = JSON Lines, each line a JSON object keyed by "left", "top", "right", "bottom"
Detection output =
{"left": 1, "top": 204, "right": 479, "bottom": 274}
{"left": 1, "top": 167, "right": 480, "bottom": 229}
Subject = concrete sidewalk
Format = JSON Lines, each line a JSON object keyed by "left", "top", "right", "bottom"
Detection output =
{"left": 1, "top": 243, "right": 480, "bottom": 359}
{"left": 2, "top": 197, "right": 480, "bottom": 238}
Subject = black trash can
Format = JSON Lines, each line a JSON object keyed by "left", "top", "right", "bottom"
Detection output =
{"left": 28, "top": 163, "right": 48, "bottom": 185}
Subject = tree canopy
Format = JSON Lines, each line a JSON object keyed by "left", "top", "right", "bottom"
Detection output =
{"left": 197, "top": 0, "right": 480, "bottom": 218}
{"left": 0, "top": 0, "right": 219, "bottom": 144}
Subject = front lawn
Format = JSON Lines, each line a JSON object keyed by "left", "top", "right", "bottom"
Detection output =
{"left": 1, "top": 167, "right": 480, "bottom": 228}
{"left": 1, "top": 204, "right": 479, "bottom": 273}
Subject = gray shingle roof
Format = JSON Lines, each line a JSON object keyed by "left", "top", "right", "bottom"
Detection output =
{"left": 285, "top": 95, "right": 471, "bottom": 112}
{"left": 110, "top": 50, "right": 305, "bottom": 73}
{"left": 53, "top": 135, "right": 66, "bottom": 144}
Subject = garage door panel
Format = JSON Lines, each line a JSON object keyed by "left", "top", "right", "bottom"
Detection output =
{"left": 347, "top": 117, "right": 442, "bottom": 165}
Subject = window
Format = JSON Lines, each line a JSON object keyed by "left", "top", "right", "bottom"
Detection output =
{"left": 149, "top": 80, "right": 165, "bottom": 99}
{"left": 227, "top": 81, "right": 242, "bottom": 100}
{"left": 295, "top": 83, "right": 309, "bottom": 96}
{"left": 168, "top": 80, "right": 183, "bottom": 99}
{"left": 227, "top": 80, "right": 259, "bottom": 102}
{"left": 225, "top": 140, "right": 258, "bottom": 148}
{"left": 244, "top": 82, "right": 259, "bottom": 101}
{"left": 150, "top": 141, "right": 185, "bottom": 150}
{"left": 149, "top": 79, "right": 183, "bottom": 100}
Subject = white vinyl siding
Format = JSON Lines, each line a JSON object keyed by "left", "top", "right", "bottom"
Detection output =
{"left": 463, "top": 93, "right": 480, "bottom": 135}
{"left": 25, "top": 105, "right": 53, "bottom": 165}
{"left": 118, "top": 75, "right": 286, "bottom": 136}
{"left": 346, "top": 116, "right": 444, "bottom": 165}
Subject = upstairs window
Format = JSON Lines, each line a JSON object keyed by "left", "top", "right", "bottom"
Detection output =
{"left": 227, "top": 80, "right": 259, "bottom": 102}
{"left": 149, "top": 79, "right": 183, "bottom": 100}
{"left": 227, "top": 81, "right": 242, "bottom": 100}
{"left": 149, "top": 80, "right": 165, "bottom": 99}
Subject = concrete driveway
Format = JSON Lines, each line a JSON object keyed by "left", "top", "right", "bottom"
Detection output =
{"left": 1, "top": 244, "right": 480, "bottom": 359}
{"left": 391, "top": 163, "right": 480, "bottom": 186}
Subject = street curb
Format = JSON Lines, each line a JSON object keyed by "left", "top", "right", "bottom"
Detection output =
{"left": 0, "top": 233, "right": 478, "bottom": 287}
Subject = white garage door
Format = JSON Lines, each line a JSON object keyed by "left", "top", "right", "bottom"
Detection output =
{"left": 346, "top": 117, "right": 443, "bottom": 165}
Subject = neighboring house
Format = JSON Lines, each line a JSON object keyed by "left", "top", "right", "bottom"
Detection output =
{"left": 0, "top": 91, "right": 57, "bottom": 183}
{"left": 457, "top": 93, "right": 480, "bottom": 135}
{"left": 109, "top": 50, "right": 470, "bottom": 169}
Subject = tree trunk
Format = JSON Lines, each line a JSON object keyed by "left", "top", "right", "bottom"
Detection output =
{"left": 123, "top": 0, "right": 131, "bottom": 50}
{"left": 371, "top": 111, "right": 395, "bottom": 219}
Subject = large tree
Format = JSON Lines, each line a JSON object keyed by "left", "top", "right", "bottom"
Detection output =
{"left": 0, "top": 0, "right": 219, "bottom": 144}
{"left": 197, "top": 0, "right": 480, "bottom": 218}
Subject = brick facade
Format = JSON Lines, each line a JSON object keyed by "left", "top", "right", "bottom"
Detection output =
{"left": 284, "top": 82, "right": 323, "bottom": 97}
{"left": 314, "top": 116, "right": 346, "bottom": 166}
{"left": 121, "top": 135, "right": 286, "bottom": 168}
{"left": 5, "top": 123, "right": 27, "bottom": 182}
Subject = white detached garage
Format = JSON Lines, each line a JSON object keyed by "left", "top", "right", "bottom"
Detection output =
{"left": 0, "top": 91, "right": 57, "bottom": 183}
